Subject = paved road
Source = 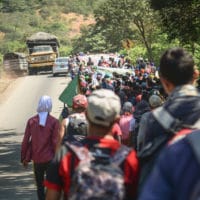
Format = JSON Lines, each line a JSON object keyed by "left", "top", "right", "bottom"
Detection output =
{"left": 0, "top": 73, "right": 71, "bottom": 199}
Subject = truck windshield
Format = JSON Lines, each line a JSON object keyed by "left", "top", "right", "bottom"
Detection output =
{"left": 32, "top": 46, "right": 53, "bottom": 53}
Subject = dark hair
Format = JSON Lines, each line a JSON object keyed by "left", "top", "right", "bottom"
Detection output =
{"left": 159, "top": 47, "right": 194, "bottom": 85}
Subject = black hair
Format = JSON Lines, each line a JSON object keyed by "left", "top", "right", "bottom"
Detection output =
{"left": 159, "top": 47, "right": 194, "bottom": 85}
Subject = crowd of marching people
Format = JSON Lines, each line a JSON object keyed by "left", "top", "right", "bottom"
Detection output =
{"left": 21, "top": 47, "right": 200, "bottom": 200}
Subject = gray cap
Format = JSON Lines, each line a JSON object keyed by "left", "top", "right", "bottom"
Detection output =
{"left": 122, "top": 101, "right": 133, "bottom": 113}
{"left": 87, "top": 89, "right": 121, "bottom": 127}
{"left": 149, "top": 95, "right": 163, "bottom": 108}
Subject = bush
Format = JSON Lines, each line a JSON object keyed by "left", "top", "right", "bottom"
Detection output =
{"left": 122, "top": 46, "right": 147, "bottom": 66}
{"left": 59, "top": 46, "right": 73, "bottom": 56}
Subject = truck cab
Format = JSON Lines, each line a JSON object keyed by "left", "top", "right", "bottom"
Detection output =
{"left": 26, "top": 32, "right": 59, "bottom": 75}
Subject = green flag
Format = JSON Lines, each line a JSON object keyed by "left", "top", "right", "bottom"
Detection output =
{"left": 59, "top": 75, "right": 78, "bottom": 107}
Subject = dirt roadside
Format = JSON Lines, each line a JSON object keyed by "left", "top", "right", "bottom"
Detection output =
{"left": 0, "top": 70, "right": 19, "bottom": 101}
{"left": 0, "top": 71, "right": 20, "bottom": 104}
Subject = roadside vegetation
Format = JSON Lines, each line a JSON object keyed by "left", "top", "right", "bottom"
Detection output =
{"left": 0, "top": 0, "right": 199, "bottom": 68}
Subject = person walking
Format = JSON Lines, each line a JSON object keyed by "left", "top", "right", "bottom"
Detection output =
{"left": 138, "top": 129, "right": 200, "bottom": 200}
{"left": 21, "top": 95, "right": 60, "bottom": 200}
{"left": 56, "top": 94, "right": 88, "bottom": 150}
{"left": 119, "top": 101, "right": 134, "bottom": 146}
{"left": 137, "top": 94, "right": 164, "bottom": 151}
{"left": 44, "top": 89, "right": 140, "bottom": 200}
{"left": 137, "top": 47, "right": 200, "bottom": 194}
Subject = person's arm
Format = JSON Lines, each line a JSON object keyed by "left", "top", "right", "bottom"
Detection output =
{"left": 21, "top": 119, "right": 32, "bottom": 167}
{"left": 45, "top": 189, "right": 61, "bottom": 200}
{"left": 56, "top": 118, "right": 68, "bottom": 151}
{"left": 111, "top": 123, "right": 122, "bottom": 143}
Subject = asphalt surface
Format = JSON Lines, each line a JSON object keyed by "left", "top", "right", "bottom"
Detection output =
{"left": 0, "top": 73, "right": 70, "bottom": 199}
{"left": 0, "top": 136, "right": 37, "bottom": 200}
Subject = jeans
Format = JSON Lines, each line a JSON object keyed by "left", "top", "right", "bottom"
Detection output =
{"left": 33, "top": 161, "right": 50, "bottom": 200}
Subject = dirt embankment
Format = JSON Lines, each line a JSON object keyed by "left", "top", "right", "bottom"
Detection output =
{"left": 0, "top": 70, "right": 18, "bottom": 94}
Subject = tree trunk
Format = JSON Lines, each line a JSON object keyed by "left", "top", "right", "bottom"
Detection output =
{"left": 134, "top": 18, "right": 154, "bottom": 62}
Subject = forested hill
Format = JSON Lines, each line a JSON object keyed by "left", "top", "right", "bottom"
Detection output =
{"left": 0, "top": 0, "right": 97, "bottom": 58}
{"left": 0, "top": 0, "right": 200, "bottom": 66}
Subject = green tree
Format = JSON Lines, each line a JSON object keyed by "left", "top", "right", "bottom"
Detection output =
{"left": 93, "top": 0, "right": 134, "bottom": 52}
{"left": 1, "top": 0, "right": 41, "bottom": 12}
{"left": 92, "top": 0, "right": 161, "bottom": 61}
{"left": 149, "top": 0, "right": 200, "bottom": 53}
{"left": 72, "top": 25, "right": 108, "bottom": 53}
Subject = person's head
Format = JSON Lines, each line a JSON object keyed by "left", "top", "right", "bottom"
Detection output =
{"left": 86, "top": 89, "right": 121, "bottom": 135}
{"left": 122, "top": 101, "right": 133, "bottom": 115}
{"left": 37, "top": 95, "right": 52, "bottom": 113}
{"left": 72, "top": 94, "right": 88, "bottom": 112}
{"left": 159, "top": 47, "right": 195, "bottom": 93}
{"left": 37, "top": 95, "right": 52, "bottom": 126}
{"left": 148, "top": 94, "right": 163, "bottom": 109}
{"left": 136, "top": 94, "right": 142, "bottom": 103}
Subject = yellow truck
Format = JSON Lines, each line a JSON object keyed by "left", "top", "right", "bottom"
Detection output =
{"left": 26, "top": 32, "right": 59, "bottom": 75}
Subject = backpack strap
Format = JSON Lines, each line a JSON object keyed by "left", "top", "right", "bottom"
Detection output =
{"left": 64, "top": 141, "right": 93, "bottom": 180}
{"left": 152, "top": 107, "right": 200, "bottom": 133}
{"left": 191, "top": 119, "right": 200, "bottom": 130}
{"left": 152, "top": 107, "right": 182, "bottom": 133}
{"left": 186, "top": 130, "right": 200, "bottom": 165}
{"left": 111, "top": 145, "right": 131, "bottom": 166}
{"left": 65, "top": 142, "right": 93, "bottom": 162}
{"left": 168, "top": 128, "right": 193, "bottom": 145}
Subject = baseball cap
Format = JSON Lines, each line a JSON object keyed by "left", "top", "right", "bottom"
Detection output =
{"left": 86, "top": 89, "right": 121, "bottom": 127}
{"left": 73, "top": 94, "right": 88, "bottom": 109}
{"left": 122, "top": 101, "right": 133, "bottom": 113}
{"left": 149, "top": 95, "right": 163, "bottom": 108}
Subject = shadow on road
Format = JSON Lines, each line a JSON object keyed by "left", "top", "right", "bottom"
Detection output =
{"left": 0, "top": 129, "right": 37, "bottom": 200}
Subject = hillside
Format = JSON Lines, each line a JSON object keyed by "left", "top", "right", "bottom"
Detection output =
{"left": 0, "top": 0, "right": 97, "bottom": 62}
{"left": 0, "top": 11, "right": 95, "bottom": 90}
{"left": 60, "top": 13, "right": 95, "bottom": 38}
